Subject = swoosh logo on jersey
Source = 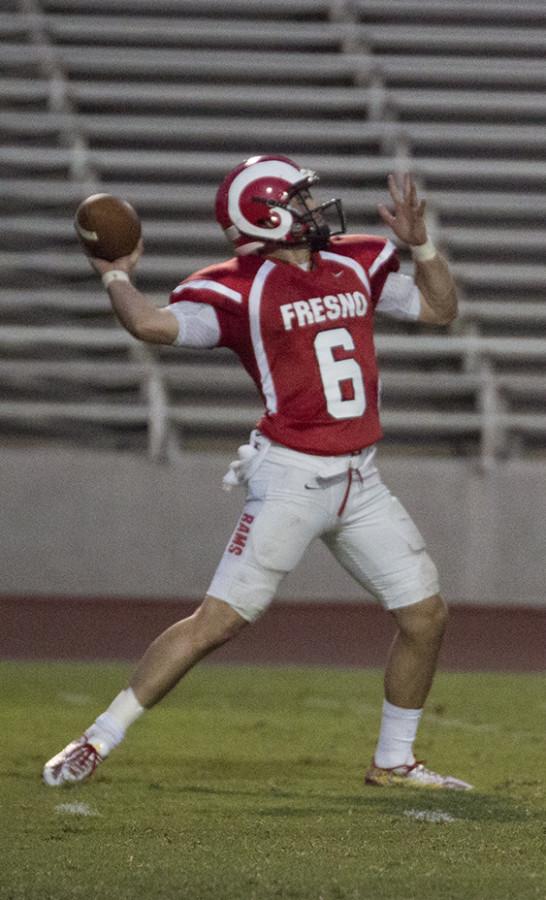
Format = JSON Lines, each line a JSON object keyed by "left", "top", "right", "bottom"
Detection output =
{"left": 333, "top": 270, "right": 344, "bottom": 277}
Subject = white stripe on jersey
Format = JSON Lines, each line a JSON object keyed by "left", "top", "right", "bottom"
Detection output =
{"left": 368, "top": 239, "right": 397, "bottom": 277}
{"left": 172, "top": 279, "right": 243, "bottom": 303}
{"left": 319, "top": 250, "right": 371, "bottom": 294}
{"left": 248, "top": 260, "right": 277, "bottom": 415}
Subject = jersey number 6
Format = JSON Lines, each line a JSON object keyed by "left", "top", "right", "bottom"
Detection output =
{"left": 314, "top": 328, "right": 366, "bottom": 420}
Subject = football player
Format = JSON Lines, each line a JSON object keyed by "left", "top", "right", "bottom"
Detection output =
{"left": 43, "top": 156, "right": 472, "bottom": 790}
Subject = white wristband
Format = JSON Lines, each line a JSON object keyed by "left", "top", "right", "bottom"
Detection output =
{"left": 102, "top": 269, "right": 130, "bottom": 288}
{"left": 410, "top": 239, "right": 437, "bottom": 262}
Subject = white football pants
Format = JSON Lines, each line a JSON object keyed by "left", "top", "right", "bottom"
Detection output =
{"left": 208, "top": 436, "right": 439, "bottom": 623}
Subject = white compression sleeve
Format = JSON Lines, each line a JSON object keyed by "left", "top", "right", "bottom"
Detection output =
{"left": 376, "top": 272, "right": 421, "bottom": 321}
{"left": 168, "top": 301, "right": 221, "bottom": 348}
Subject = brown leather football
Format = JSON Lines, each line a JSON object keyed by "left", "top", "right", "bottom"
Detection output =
{"left": 74, "top": 193, "right": 141, "bottom": 261}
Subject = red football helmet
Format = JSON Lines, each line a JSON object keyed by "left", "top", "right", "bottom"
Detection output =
{"left": 215, "top": 154, "right": 346, "bottom": 255}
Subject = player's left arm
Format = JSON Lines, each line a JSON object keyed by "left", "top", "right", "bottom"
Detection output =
{"left": 378, "top": 173, "right": 458, "bottom": 326}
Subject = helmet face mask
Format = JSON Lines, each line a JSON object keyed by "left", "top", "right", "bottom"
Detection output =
{"left": 215, "top": 155, "right": 346, "bottom": 255}
{"left": 259, "top": 181, "right": 346, "bottom": 251}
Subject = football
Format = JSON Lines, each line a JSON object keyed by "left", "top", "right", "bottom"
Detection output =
{"left": 74, "top": 193, "right": 141, "bottom": 261}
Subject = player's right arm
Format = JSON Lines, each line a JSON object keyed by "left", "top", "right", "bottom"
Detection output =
{"left": 89, "top": 240, "right": 180, "bottom": 345}
{"left": 105, "top": 280, "right": 180, "bottom": 344}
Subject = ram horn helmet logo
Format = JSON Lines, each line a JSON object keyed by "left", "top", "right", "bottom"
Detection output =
{"left": 215, "top": 154, "right": 346, "bottom": 256}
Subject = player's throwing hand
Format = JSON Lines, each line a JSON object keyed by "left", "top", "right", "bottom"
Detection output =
{"left": 378, "top": 173, "right": 428, "bottom": 247}
{"left": 86, "top": 237, "right": 144, "bottom": 278}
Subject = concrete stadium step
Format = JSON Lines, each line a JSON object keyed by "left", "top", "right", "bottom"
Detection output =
{"left": 3, "top": 147, "right": 546, "bottom": 188}
{"left": 364, "top": 24, "right": 546, "bottom": 54}
{"left": 40, "top": 0, "right": 332, "bottom": 18}
{"left": 354, "top": 0, "right": 546, "bottom": 26}
{"left": 390, "top": 88, "right": 546, "bottom": 122}
{"left": 4, "top": 112, "right": 546, "bottom": 155}
{"left": 3, "top": 180, "right": 546, "bottom": 226}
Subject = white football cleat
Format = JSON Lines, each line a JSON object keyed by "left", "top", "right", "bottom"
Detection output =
{"left": 365, "top": 759, "right": 473, "bottom": 790}
{"left": 42, "top": 735, "right": 107, "bottom": 786}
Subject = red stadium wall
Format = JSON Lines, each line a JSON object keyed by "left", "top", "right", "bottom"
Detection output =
{"left": 1, "top": 595, "right": 544, "bottom": 672}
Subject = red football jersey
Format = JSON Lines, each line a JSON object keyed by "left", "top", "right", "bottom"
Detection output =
{"left": 170, "top": 234, "right": 399, "bottom": 455}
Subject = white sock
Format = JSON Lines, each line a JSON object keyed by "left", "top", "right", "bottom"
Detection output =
{"left": 373, "top": 699, "right": 423, "bottom": 769}
{"left": 86, "top": 688, "right": 145, "bottom": 755}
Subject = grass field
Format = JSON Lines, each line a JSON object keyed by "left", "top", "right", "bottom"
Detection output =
{"left": 0, "top": 661, "right": 544, "bottom": 900}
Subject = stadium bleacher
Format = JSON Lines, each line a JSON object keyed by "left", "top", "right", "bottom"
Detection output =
{"left": 1, "top": 0, "right": 545, "bottom": 463}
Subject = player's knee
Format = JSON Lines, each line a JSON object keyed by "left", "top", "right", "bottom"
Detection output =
{"left": 192, "top": 595, "right": 249, "bottom": 649}
{"left": 394, "top": 593, "right": 448, "bottom": 643}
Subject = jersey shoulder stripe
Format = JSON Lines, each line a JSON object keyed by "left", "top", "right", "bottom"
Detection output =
{"left": 328, "top": 234, "right": 400, "bottom": 306}
{"left": 169, "top": 255, "right": 261, "bottom": 307}
{"left": 369, "top": 239, "right": 398, "bottom": 276}
{"left": 171, "top": 279, "right": 242, "bottom": 304}
{"left": 329, "top": 233, "right": 398, "bottom": 268}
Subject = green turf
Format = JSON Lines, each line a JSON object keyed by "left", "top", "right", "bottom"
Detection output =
{"left": 0, "top": 662, "right": 544, "bottom": 900}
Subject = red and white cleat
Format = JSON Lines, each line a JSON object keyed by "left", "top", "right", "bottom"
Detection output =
{"left": 365, "top": 759, "right": 473, "bottom": 790}
{"left": 42, "top": 735, "right": 106, "bottom": 786}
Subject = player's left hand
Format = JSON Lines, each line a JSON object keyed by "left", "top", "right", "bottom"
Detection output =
{"left": 378, "top": 173, "right": 428, "bottom": 246}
